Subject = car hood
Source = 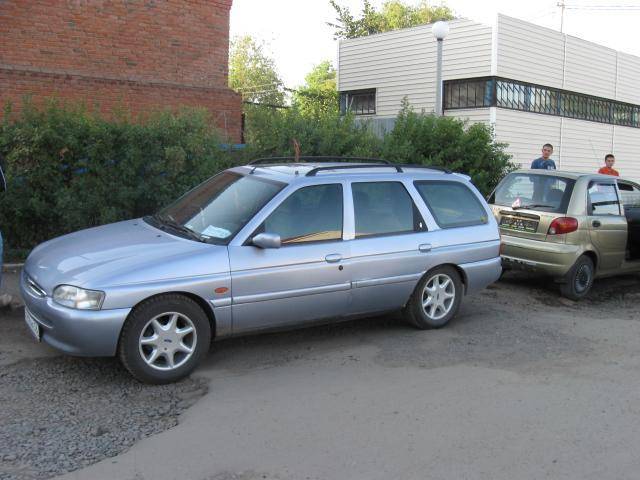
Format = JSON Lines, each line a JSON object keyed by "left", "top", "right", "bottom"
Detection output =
{"left": 24, "top": 219, "right": 229, "bottom": 293}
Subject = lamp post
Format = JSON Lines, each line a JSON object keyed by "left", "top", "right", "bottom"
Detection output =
{"left": 432, "top": 21, "right": 449, "bottom": 117}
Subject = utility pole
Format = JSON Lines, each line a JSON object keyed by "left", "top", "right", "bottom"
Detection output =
{"left": 557, "top": 1, "right": 565, "bottom": 33}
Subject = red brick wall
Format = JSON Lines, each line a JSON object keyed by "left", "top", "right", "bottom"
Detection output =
{"left": 0, "top": 0, "right": 241, "bottom": 142}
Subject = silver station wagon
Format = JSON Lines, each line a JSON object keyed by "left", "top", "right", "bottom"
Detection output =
{"left": 21, "top": 158, "right": 501, "bottom": 383}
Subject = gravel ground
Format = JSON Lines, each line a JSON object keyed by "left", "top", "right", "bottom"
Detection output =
{"left": 1, "top": 270, "right": 640, "bottom": 480}
{"left": 0, "top": 314, "right": 208, "bottom": 480}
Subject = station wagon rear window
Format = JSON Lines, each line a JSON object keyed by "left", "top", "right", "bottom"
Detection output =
{"left": 490, "top": 173, "right": 575, "bottom": 214}
{"left": 414, "top": 181, "right": 488, "bottom": 228}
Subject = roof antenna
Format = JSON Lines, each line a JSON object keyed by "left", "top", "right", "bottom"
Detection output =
{"left": 292, "top": 138, "right": 301, "bottom": 163}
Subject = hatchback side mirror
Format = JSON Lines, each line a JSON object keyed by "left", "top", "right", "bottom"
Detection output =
{"left": 252, "top": 232, "right": 281, "bottom": 249}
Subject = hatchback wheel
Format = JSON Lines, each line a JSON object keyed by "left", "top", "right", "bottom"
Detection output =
{"left": 118, "top": 294, "right": 211, "bottom": 384}
{"left": 404, "top": 266, "right": 463, "bottom": 329}
{"left": 560, "top": 255, "right": 594, "bottom": 300}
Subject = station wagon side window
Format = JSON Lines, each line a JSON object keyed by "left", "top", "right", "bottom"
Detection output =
{"left": 414, "top": 181, "right": 489, "bottom": 228}
{"left": 260, "top": 184, "right": 343, "bottom": 245}
{"left": 351, "top": 181, "right": 426, "bottom": 238}
{"left": 617, "top": 182, "right": 640, "bottom": 208}
{"left": 588, "top": 182, "right": 621, "bottom": 216}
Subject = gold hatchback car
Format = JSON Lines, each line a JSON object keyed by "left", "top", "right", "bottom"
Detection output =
{"left": 488, "top": 170, "right": 640, "bottom": 299}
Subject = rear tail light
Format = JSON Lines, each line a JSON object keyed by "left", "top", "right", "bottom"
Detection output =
{"left": 548, "top": 217, "right": 578, "bottom": 235}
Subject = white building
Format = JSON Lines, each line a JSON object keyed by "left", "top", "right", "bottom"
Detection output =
{"left": 338, "top": 14, "right": 640, "bottom": 181}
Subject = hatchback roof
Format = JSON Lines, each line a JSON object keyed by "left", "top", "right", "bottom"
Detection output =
{"left": 511, "top": 169, "right": 630, "bottom": 181}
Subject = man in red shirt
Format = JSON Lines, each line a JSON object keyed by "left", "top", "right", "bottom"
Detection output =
{"left": 598, "top": 154, "right": 619, "bottom": 176}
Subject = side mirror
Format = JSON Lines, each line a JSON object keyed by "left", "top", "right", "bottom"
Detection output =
{"left": 252, "top": 232, "right": 281, "bottom": 249}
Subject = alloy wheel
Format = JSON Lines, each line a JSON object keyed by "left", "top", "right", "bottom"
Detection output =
{"left": 421, "top": 273, "right": 456, "bottom": 320}
{"left": 138, "top": 312, "right": 197, "bottom": 371}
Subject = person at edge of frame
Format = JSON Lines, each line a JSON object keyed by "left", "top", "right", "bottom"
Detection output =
{"left": 598, "top": 153, "right": 619, "bottom": 176}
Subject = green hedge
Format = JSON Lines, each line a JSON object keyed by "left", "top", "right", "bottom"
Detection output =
{"left": 243, "top": 101, "right": 515, "bottom": 195}
{"left": 0, "top": 100, "right": 515, "bottom": 259}
{"left": 0, "top": 103, "right": 233, "bottom": 259}
{"left": 381, "top": 102, "right": 516, "bottom": 195}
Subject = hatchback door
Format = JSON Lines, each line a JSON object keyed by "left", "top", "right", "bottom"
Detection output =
{"left": 586, "top": 181, "right": 627, "bottom": 271}
{"left": 228, "top": 183, "right": 350, "bottom": 334}
{"left": 489, "top": 173, "right": 575, "bottom": 241}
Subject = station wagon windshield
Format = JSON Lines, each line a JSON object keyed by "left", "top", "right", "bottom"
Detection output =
{"left": 147, "top": 172, "right": 284, "bottom": 244}
{"left": 491, "top": 173, "right": 575, "bottom": 213}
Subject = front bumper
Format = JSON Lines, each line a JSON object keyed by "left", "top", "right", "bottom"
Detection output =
{"left": 501, "top": 235, "right": 580, "bottom": 277}
{"left": 20, "top": 275, "right": 130, "bottom": 357}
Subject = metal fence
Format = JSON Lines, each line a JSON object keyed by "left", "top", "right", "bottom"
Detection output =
{"left": 444, "top": 76, "right": 640, "bottom": 128}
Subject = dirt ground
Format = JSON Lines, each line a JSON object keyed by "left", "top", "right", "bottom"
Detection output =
{"left": 1, "top": 271, "right": 640, "bottom": 480}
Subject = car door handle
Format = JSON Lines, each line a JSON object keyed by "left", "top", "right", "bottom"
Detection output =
{"left": 325, "top": 253, "right": 342, "bottom": 263}
{"left": 418, "top": 243, "right": 432, "bottom": 253}
{"left": 592, "top": 220, "right": 601, "bottom": 228}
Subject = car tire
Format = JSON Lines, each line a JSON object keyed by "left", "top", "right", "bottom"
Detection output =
{"left": 118, "top": 294, "right": 212, "bottom": 384}
{"left": 404, "top": 266, "right": 463, "bottom": 330}
{"left": 559, "top": 255, "right": 595, "bottom": 301}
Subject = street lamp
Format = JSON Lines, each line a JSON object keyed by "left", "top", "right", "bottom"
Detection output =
{"left": 432, "top": 21, "right": 449, "bottom": 116}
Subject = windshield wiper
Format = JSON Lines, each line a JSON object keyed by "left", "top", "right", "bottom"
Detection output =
{"left": 152, "top": 213, "right": 205, "bottom": 243}
{"left": 512, "top": 204, "right": 555, "bottom": 211}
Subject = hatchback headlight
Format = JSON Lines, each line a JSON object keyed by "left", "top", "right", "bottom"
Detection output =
{"left": 53, "top": 285, "right": 105, "bottom": 310}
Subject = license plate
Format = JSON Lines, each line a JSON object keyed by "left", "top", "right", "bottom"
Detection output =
{"left": 500, "top": 216, "right": 539, "bottom": 233}
{"left": 24, "top": 309, "right": 41, "bottom": 341}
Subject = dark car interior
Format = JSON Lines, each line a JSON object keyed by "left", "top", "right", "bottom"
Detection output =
{"left": 618, "top": 181, "right": 640, "bottom": 260}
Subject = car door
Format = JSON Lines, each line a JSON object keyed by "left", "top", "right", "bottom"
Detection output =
{"left": 228, "top": 183, "right": 350, "bottom": 334}
{"left": 347, "top": 180, "right": 436, "bottom": 315}
{"left": 586, "top": 180, "right": 627, "bottom": 271}
{"left": 617, "top": 180, "right": 640, "bottom": 259}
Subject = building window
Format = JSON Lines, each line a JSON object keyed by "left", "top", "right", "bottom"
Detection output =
{"left": 340, "top": 89, "right": 376, "bottom": 115}
{"left": 444, "top": 78, "right": 493, "bottom": 109}
{"left": 443, "top": 76, "right": 640, "bottom": 128}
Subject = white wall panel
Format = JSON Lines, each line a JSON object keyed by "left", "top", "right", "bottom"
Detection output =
{"left": 496, "top": 15, "right": 565, "bottom": 89}
{"left": 493, "top": 109, "right": 561, "bottom": 168}
{"left": 559, "top": 119, "right": 613, "bottom": 173}
{"left": 563, "top": 36, "right": 616, "bottom": 98}
{"left": 339, "top": 18, "right": 491, "bottom": 117}
{"left": 613, "top": 126, "right": 640, "bottom": 183}
{"left": 616, "top": 52, "right": 640, "bottom": 105}
{"left": 445, "top": 108, "right": 490, "bottom": 126}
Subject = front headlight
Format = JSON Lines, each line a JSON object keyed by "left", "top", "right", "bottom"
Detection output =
{"left": 53, "top": 285, "right": 105, "bottom": 310}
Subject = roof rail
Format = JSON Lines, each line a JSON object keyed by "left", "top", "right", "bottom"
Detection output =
{"left": 306, "top": 164, "right": 403, "bottom": 177}
{"left": 248, "top": 156, "right": 391, "bottom": 165}
{"left": 399, "top": 164, "right": 452, "bottom": 174}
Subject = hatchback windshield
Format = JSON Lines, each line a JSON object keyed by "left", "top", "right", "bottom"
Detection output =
{"left": 491, "top": 173, "right": 575, "bottom": 213}
{"left": 150, "top": 172, "right": 284, "bottom": 244}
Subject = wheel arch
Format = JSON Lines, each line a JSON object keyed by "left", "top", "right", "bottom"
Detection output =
{"left": 125, "top": 291, "right": 217, "bottom": 340}
{"left": 407, "top": 263, "right": 468, "bottom": 305}
{"left": 582, "top": 250, "right": 598, "bottom": 271}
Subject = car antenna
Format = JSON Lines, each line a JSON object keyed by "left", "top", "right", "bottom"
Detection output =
{"left": 588, "top": 138, "right": 602, "bottom": 170}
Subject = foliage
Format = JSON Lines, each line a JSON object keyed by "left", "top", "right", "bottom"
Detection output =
{"left": 0, "top": 97, "right": 513, "bottom": 257}
{"left": 0, "top": 102, "right": 231, "bottom": 256}
{"left": 229, "top": 35, "right": 285, "bottom": 106}
{"left": 292, "top": 60, "right": 339, "bottom": 117}
{"left": 242, "top": 103, "right": 382, "bottom": 159}
{"left": 329, "top": 0, "right": 454, "bottom": 39}
{"left": 382, "top": 100, "right": 515, "bottom": 194}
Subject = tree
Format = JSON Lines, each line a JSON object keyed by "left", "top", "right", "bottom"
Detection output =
{"left": 229, "top": 35, "right": 285, "bottom": 106}
{"left": 382, "top": 100, "right": 515, "bottom": 194}
{"left": 328, "top": 0, "right": 454, "bottom": 39}
{"left": 292, "top": 60, "right": 339, "bottom": 117}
